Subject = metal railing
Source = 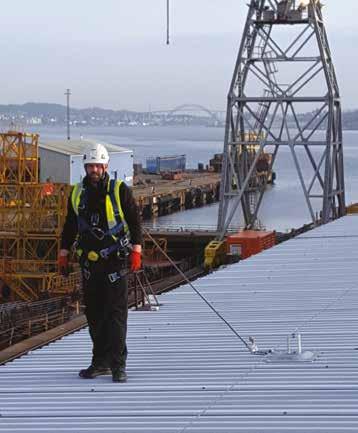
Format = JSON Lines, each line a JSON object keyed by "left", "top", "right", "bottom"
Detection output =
{"left": 0, "top": 255, "right": 204, "bottom": 350}
{"left": 143, "top": 223, "right": 240, "bottom": 233}
{"left": 0, "top": 296, "right": 78, "bottom": 350}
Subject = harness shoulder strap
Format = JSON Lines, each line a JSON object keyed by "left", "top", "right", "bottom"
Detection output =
{"left": 71, "top": 182, "right": 90, "bottom": 235}
{"left": 115, "top": 180, "right": 129, "bottom": 233}
{"left": 78, "top": 186, "right": 88, "bottom": 215}
{"left": 109, "top": 180, "right": 128, "bottom": 231}
{"left": 71, "top": 183, "right": 83, "bottom": 216}
{"left": 109, "top": 179, "right": 121, "bottom": 223}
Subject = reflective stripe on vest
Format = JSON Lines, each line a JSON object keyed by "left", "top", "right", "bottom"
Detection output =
{"left": 71, "top": 180, "right": 128, "bottom": 234}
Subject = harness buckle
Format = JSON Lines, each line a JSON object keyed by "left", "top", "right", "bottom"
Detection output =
{"left": 91, "top": 227, "right": 105, "bottom": 240}
{"left": 119, "top": 236, "right": 130, "bottom": 248}
{"left": 99, "top": 235, "right": 129, "bottom": 260}
{"left": 108, "top": 272, "right": 120, "bottom": 283}
{"left": 90, "top": 213, "right": 100, "bottom": 226}
{"left": 99, "top": 248, "right": 110, "bottom": 259}
{"left": 83, "top": 268, "right": 91, "bottom": 280}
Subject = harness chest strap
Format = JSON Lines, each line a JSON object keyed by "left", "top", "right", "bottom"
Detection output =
{"left": 71, "top": 179, "right": 130, "bottom": 261}
{"left": 71, "top": 179, "right": 129, "bottom": 235}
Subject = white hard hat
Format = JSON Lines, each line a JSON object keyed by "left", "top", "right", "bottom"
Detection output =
{"left": 83, "top": 143, "right": 109, "bottom": 165}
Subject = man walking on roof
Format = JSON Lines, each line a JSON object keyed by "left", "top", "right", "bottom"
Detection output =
{"left": 58, "top": 142, "right": 142, "bottom": 383}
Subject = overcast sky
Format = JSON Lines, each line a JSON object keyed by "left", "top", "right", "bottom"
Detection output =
{"left": 1, "top": 0, "right": 357, "bottom": 111}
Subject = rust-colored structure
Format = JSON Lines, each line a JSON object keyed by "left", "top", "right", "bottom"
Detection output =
{"left": 226, "top": 230, "right": 275, "bottom": 260}
{"left": 0, "top": 132, "right": 72, "bottom": 302}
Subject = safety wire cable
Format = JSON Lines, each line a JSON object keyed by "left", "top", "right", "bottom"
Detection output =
{"left": 292, "top": 287, "right": 354, "bottom": 336}
{"left": 177, "top": 290, "right": 358, "bottom": 433}
{"left": 142, "top": 229, "right": 271, "bottom": 433}
{"left": 256, "top": 285, "right": 357, "bottom": 367}
{"left": 143, "top": 228, "right": 357, "bottom": 355}
{"left": 175, "top": 248, "right": 358, "bottom": 432}
{"left": 143, "top": 227, "right": 252, "bottom": 352}
{"left": 141, "top": 230, "right": 358, "bottom": 432}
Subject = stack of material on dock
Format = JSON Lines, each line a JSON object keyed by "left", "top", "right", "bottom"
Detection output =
{"left": 133, "top": 173, "right": 220, "bottom": 218}
{"left": 0, "top": 216, "right": 358, "bottom": 432}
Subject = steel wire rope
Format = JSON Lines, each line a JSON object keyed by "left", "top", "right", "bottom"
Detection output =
{"left": 144, "top": 227, "right": 357, "bottom": 352}
{"left": 177, "top": 354, "right": 267, "bottom": 433}
{"left": 166, "top": 0, "right": 170, "bottom": 45}
{"left": 142, "top": 227, "right": 272, "bottom": 433}
{"left": 292, "top": 287, "right": 354, "bottom": 335}
{"left": 143, "top": 227, "right": 252, "bottom": 352}
{"left": 177, "top": 288, "right": 357, "bottom": 433}
{"left": 142, "top": 227, "right": 358, "bottom": 432}
{"left": 271, "top": 100, "right": 357, "bottom": 348}
{"left": 176, "top": 251, "right": 358, "bottom": 432}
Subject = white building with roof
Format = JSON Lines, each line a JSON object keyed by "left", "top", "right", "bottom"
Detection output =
{"left": 39, "top": 139, "right": 133, "bottom": 185}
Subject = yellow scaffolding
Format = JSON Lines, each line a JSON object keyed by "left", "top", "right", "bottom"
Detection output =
{"left": 48, "top": 271, "right": 82, "bottom": 296}
{"left": 0, "top": 132, "right": 39, "bottom": 184}
{"left": 0, "top": 132, "right": 73, "bottom": 302}
{"left": 0, "top": 183, "right": 70, "bottom": 234}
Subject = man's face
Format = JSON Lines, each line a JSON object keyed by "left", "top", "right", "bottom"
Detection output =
{"left": 85, "top": 163, "right": 108, "bottom": 183}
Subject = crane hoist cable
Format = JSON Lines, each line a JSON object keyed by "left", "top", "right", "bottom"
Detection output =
{"left": 143, "top": 227, "right": 253, "bottom": 352}
{"left": 166, "top": 0, "right": 170, "bottom": 45}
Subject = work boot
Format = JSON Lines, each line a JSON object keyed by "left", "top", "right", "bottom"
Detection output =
{"left": 79, "top": 365, "right": 111, "bottom": 379}
{"left": 112, "top": 367, "right": 127, "bottom": 383}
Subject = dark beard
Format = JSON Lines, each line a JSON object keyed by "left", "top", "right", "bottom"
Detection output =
{"left": 84, "top": 172, "right": 109, "bottom": 197}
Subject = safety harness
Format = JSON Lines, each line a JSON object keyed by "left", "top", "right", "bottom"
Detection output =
{"left": 71, "top": 179, "right": 130, "bottom": 268}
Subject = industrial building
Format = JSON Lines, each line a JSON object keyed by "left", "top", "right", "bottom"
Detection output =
{"left": 39, "top": 139, "right": 134, "bottom": 185}
{"left": 0, "top": 215, "right": 357, "bottom": 431}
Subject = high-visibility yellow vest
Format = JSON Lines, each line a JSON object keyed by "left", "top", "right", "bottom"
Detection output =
{"left": 71, "top": 179, "right": 128, "bottom": 235}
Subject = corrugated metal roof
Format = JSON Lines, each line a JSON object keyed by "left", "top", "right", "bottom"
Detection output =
{"left": 1, "top": 216, "right": 358, "bottom": 432}
{"left": 39, "top": 139, "right": 131, "bottom": 156}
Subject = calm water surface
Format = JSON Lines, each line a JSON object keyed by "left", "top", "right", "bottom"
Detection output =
{"left": 29, "top": 125, "right": 358, "bottom": 232}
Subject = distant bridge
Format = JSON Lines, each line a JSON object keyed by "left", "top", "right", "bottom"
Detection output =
{"left": 152, "top": 104, "right": 226, "bottom": 122}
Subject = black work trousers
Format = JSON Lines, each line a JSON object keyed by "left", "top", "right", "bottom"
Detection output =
{"left": 82, "top": 263, "right": 128, "bottom": 370}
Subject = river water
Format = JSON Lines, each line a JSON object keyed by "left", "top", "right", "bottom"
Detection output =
{"left": 28, "top": 125, "right": 358, "bottom": 232}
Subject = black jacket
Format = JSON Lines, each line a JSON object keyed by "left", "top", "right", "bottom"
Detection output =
{"left": 60, "top": 173, "right": 142, "bottom": 251}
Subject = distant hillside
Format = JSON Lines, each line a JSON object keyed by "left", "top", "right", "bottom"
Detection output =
{"left": 342, "top": 110, "right": 358, "bottom": 130}
{"left": 289, "top": 109, "right": 358, "bottom": 130}
{"left": 0, "top": 102, "right": 220, "bottom": 127}
{"left": 0, "top": 102, "right": 133, "bottom": 118}
{"left": 0, "top": 102, "right": 358, "bottom": 129}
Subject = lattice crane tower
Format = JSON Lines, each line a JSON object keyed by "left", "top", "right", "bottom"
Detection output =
{"left": 217, "top": 0, "right": 345, "bottom": 235}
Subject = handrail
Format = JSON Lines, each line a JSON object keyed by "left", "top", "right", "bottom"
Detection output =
{"left": 0, "top": 259, "right": 57, "bottom": 274}
{"left": 0, "top": 255, "right": 202, "bottom": 349}
{"left": 142, "top": 223, "right": 240, "bottom": 233}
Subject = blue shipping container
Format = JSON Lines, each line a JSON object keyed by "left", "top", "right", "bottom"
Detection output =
{"left": 146, "top": 157, "right": 159, "bottom": 174}
{"left": 146, "top": 155, "right": 186, "bottom": 174}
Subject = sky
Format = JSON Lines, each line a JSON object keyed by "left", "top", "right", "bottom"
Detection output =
{"left": 1, "top": 0, "right": 358, "bottom": 111}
